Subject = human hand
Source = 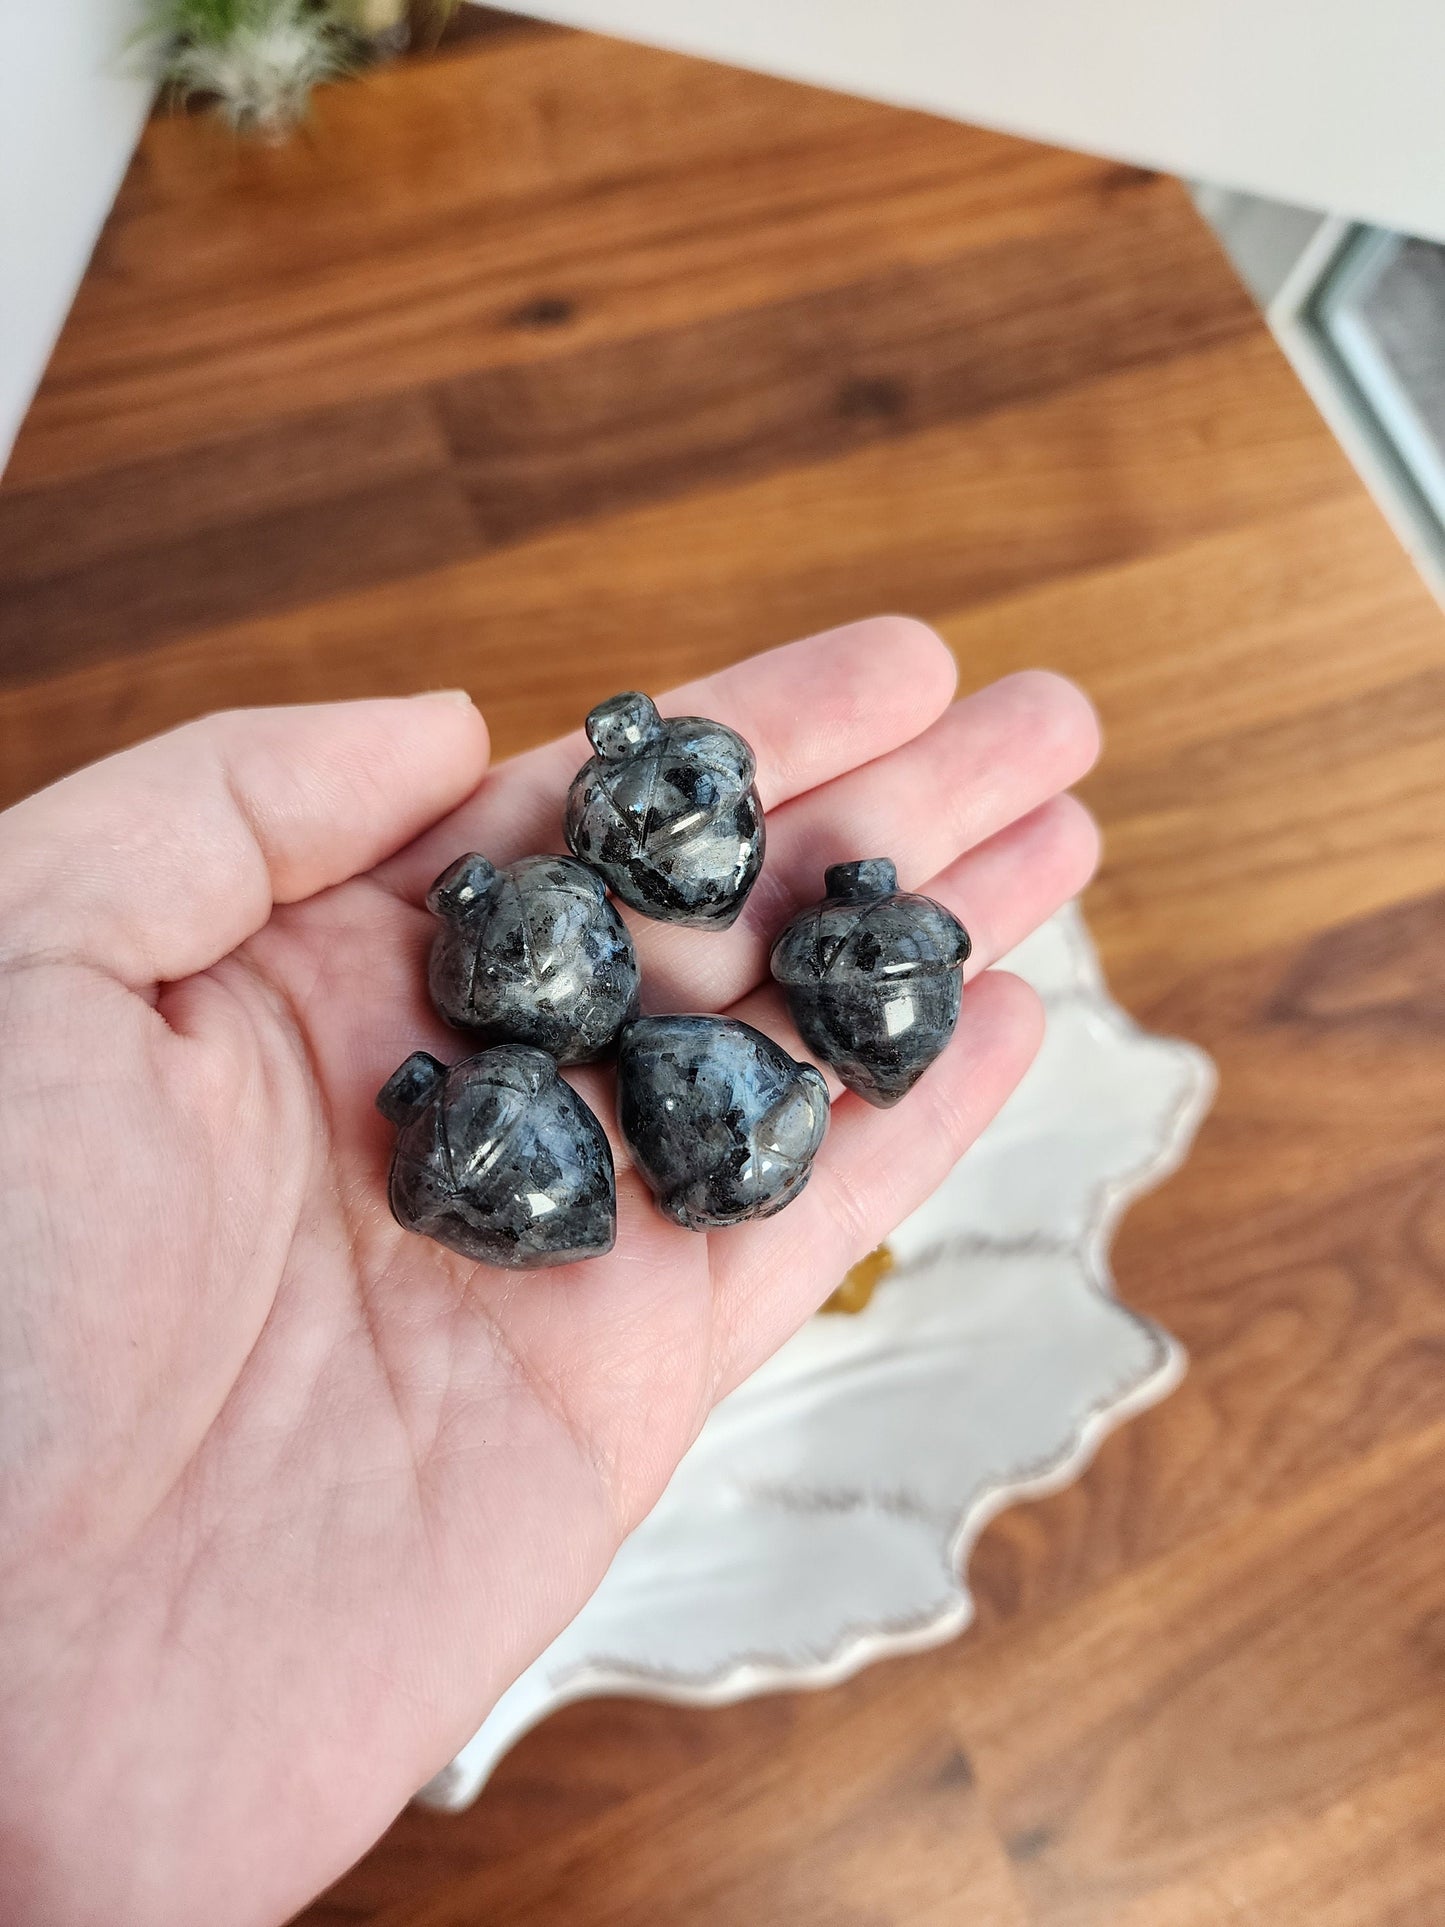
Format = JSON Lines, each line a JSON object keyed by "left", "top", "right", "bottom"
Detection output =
{"left": 0, "top": 620, "right": 1099, "bottom": 1926}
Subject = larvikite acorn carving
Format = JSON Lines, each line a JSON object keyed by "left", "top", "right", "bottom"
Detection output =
{"left": 425, "top": 853, "right": 640, "bottom": 1064}
{"left": 617, "top": 1015, "right": 829, "bottom": 1230}
{"left": 565, "top": 692, "right": 765, "bottom": 927}
{"left": 770, "top": 859, "right": 971, "bottom": 1108}
{"left": 377, "top": 1046, "right": 616, "bottom": 1268}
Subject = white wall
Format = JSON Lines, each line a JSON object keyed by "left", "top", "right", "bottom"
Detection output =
{"left": 513, "top": 0, "right": 1445, "bottom": 247}
{"left": 0, "top": 0, "right": 152, "bottom": 474}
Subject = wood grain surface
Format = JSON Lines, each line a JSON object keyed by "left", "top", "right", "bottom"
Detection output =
{"left": 4, "top": 13, "right": 1445, "bottom": 1924}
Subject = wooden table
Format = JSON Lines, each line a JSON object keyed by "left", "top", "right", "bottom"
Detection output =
{"left": 4, "top": 14, "right": 1445, "bottom": 1923}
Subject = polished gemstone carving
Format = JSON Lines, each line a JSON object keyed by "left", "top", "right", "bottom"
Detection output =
{"left": 377, "top": 1046, "right": 616, "bottom": 1268}
{"left": 617, "top": 1015, "right": 829, "bottom": 1229}
{"left": 565, "top": 692, "right": 764, "bottom": 927}
{"left": 770, "top": 859, "right": 971, "bottom": 1107}
{"left": 426, "top": 852, "right": 640, "bottom": 1063}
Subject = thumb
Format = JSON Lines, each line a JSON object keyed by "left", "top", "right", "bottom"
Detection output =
{"left": 0, "top": 693, "right": 489, "bottom": 989}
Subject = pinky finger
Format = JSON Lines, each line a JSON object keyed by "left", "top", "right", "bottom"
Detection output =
{"left": 706, "top": 969, "right": 1045, "bottom": 1397}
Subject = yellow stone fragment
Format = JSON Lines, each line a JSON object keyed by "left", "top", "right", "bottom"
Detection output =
{"left": 819, "top": 1244, "right": 895, "bottom": 1315}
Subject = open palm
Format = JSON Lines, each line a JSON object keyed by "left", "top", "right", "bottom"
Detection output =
{"left": 0, "top": 621, "right": 1099, "bottom": 1927}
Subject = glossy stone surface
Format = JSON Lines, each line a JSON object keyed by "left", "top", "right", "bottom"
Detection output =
{"left": 617, "top": 1015, "right": 829, "bottom": 1230}
{"left": 377, "top": 1046, "right": 616, "bottom": 1268}
{"left": 770, "top": 859, "right": 971, "bottom": 1108}
{"left": 565, "top": 692, "right": 765, "bottom": 927}
{"left": 426, "top": 852, "right": 640, "bottom": 1063}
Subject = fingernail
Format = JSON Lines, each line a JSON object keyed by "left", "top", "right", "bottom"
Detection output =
{"left": 415, "top": 689, "right": 476, "bottom": 708}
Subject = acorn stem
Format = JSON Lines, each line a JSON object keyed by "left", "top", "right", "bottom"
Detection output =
{"left": 425, "top": 852, "right": 499, "bottom": 922}
{"left": 585, "top": 691, "right": 664, "bottom": 761}
{"left": 824, "top": 858, "right": 898, "bottom": 903}
{"left": 376, "top": 1051, "right": 447, "bottom": 1124}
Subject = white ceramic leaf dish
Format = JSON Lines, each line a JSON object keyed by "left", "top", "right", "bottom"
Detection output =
{"left": 421, "top": 902, "right": 1215, "bottom": 1809}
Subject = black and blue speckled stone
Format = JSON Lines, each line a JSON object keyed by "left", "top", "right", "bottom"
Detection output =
{"left": 617, "top": 1015, "right": 829, "bottom": 1230}
{"left": 565, "top": 692, "right": 765, "bottom": 928}
{"left": 769, "top": 859, "right": 971, "bottom": 1108}
{"left": 425, "top": 852, "right": 640, "bottom": 1064}
{"left": 376, "top": 1046, "right": 616, "bottom": 1268}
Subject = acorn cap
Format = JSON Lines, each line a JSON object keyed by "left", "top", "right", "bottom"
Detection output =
{"left": 770, "top": 869, "right": 971, "bottom": 987}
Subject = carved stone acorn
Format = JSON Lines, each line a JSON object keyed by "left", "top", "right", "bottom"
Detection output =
{"left": 565, "top": 692, "right": 765, "bottom": 928}
{"left": 769, "top": 859, "right": 971, "bottom": 1108}
{"left": 376, "top": 1046, "right": 616, "bottom": 1268}
{"left": 425, "top": 852, "right": 640, "bottom": 1064}
{"left": 617, "top": 1015, "right": 829, "bottom": 1230}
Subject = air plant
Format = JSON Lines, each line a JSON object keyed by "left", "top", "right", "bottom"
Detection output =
{"left": 141, "top": 0, "right": 350, "bottom": 133}
{"left": 141, "top": 0, "right": 463, "bottom": 136}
